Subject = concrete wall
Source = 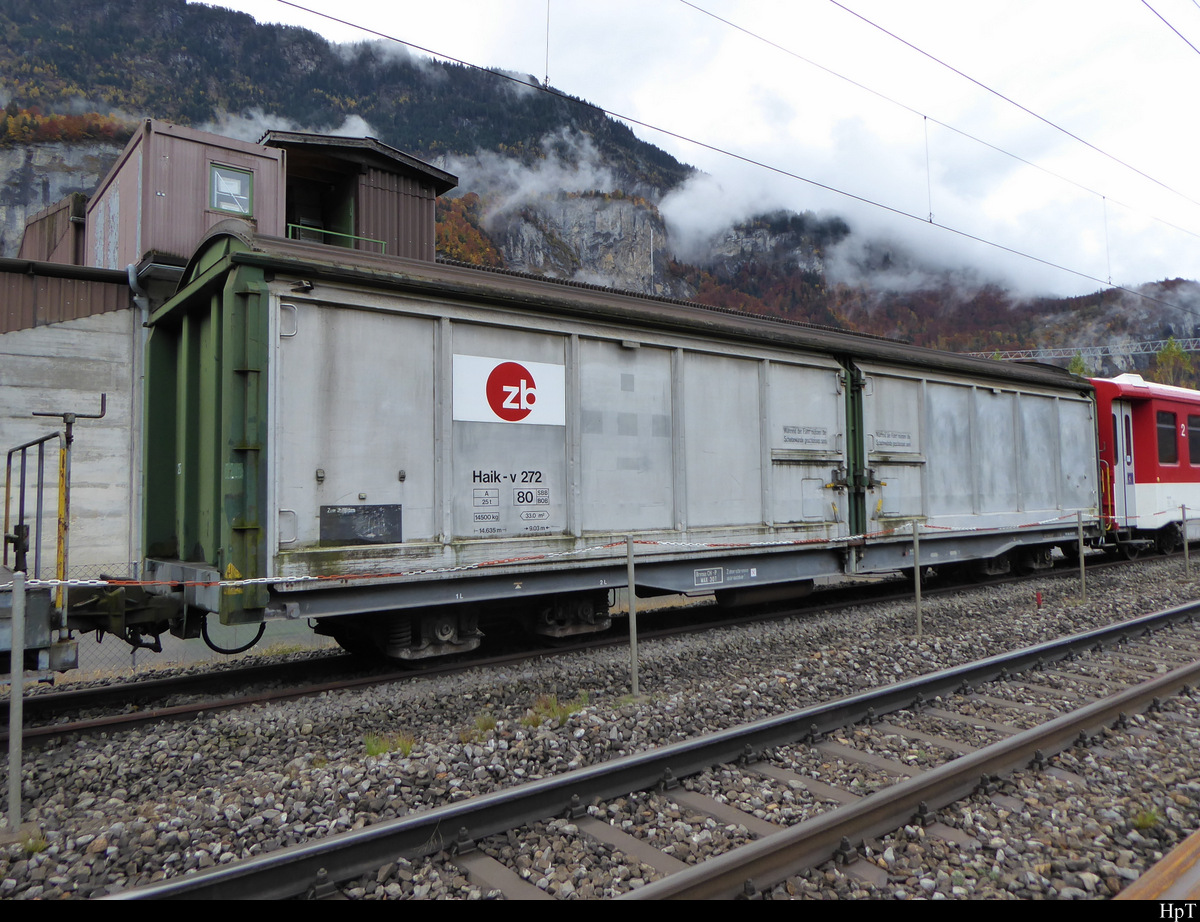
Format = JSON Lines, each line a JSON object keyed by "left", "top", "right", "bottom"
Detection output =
{"left": 1, "top": 309, "right": 142, "bottom": 577}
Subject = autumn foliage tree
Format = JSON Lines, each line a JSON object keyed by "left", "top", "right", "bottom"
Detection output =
{"left": 435, "top": 193, "right": 505, "bottom": 268}
{"left": 0, "top": 103, "right": 134, "bottom": 146}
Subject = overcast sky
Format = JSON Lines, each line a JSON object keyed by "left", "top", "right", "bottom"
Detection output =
{"left": 196, "top": 0, "right": 1200, "bottom": 298}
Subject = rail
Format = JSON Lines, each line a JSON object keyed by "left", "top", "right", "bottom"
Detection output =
{"left": 105, "top": 599, "right": 1200, "bottom": 900}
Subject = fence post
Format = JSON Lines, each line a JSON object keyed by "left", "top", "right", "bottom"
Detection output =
{"left": 626, "top": 536, "right": 639, "bottom": 698}
{"left": 1184, "top": 505, "right": 1190, "bottom": 577}
{"left": 913, "top": 522, "right": 922, "bottom": 640}
{"left": 7, "top": 571, "right": 25, "bottom": 834}
{"left": 1077, "top": 511, "right": 1086, "bottom": 603}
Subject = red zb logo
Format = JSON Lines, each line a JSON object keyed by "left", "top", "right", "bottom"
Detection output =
{"left": 486, "top": 362, "right": 537, "bottom": 422}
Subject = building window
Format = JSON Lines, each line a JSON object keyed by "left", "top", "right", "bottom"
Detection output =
{"left": 1158, "top": 410, "right": 1178, "bottom": 464}
{"left": 210, "top": 164, "right": 253, "bottom": 216}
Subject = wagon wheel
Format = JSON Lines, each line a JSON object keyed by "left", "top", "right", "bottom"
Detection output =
{"left": 329, "top": 629, "right": 381, "bottom": 658}
{"left": 1157, "top": 524, "right": 1182, "bottom": 555}
{"left": 1120, "top": 541, "right": 1142, "bottom": 561}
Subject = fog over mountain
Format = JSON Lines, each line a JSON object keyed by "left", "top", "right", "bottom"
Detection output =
{"left": 2, "top": 0, "right": 1198, "bottom": 378}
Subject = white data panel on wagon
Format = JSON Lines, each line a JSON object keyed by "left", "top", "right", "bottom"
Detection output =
{"left": 453, "top": 354, "right": 566, "bottom": 425}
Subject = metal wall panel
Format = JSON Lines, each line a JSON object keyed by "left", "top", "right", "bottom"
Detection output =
{"left": 682, "top": 352, "right": 763, "bottom": 528}
{"left": 17, "top": 194, "right": 87, "bottom": 265}
{"left": 358, "top": 169, "right": 437, "bottom": 260}
{"left": 273, "top": 303, "right": 437, "bottom": 549}
{"left": 975, "top": 389, "right": 1018, "bottom": 513}
{"left": 860, "top": 361, "right": 1096, "bottom": 537}
{"left": 767, "top": 361, "right": 847, "bottom": 529}
{"left": 0, "top": 263, "right": 129, "bottom": 334}
{"left": 867, "top": 374, "right": 923, "bottom": 520}
{"left": 925, "top": 382, "right": 973, "bottom": 518}
{"left": 1017, "top": 394, "right": 1061, "bottom": 512}
{"left": 579, "top": 339, "right": 674, "bottom": 532}
{"left": 1059, "top": 396, "right": 1098, "bottom": 509}
{"left": 449, "top": 324, "right": 568, "bottom": 540}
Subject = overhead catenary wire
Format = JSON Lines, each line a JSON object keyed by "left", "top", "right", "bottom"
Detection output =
{"left": 827, "top": 0, "right": 1200, "bottom": 212}
{"left": 276, "top": 0, "right": 1199, "bottom": 318}
{"left": 678, "top": 0, "right": 1200, "bottom": 244}
{"left": 1142, "top": 0, "right": 1200, "bottom": 58}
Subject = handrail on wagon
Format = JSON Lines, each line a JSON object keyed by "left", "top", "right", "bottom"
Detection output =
{"left": 3, "top": 432, "right": 62, "bottom": 577}
{"left": 4, "top": 395, "right": 106, "bottom": 613}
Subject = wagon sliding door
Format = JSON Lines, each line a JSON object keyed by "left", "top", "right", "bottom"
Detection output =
{"left": 764, "top": 359, "right": 849, "bottom": 538}
{"left": 856, "top": 361, "right": 1096, "bottom": 562}
{"left": 668, "top": 350, "right": 848, "bottom": 541}
{"left": 272, "top": 301, "right": 438, "bottom": 564}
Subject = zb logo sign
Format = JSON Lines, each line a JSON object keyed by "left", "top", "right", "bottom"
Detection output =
{"left": 453, "top": 354, "right": 565, "bottom": 426}
{"left": 486, "top": 361, "right": 537, "bottom": 422}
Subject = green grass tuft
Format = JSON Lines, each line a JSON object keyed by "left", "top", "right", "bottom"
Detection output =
{"left": 521, "top": 692, "right": 590, "bottom": 727}
{"left": 364, "top": 731, "right": 417, "bottom": 757}
{"left": 1133, "top": 808, "right": 1161, "bottom": 831}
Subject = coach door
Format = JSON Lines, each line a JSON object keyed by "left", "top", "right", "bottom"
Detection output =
{"left": 1112, "top": 401, "right": 1136, "bottom": 527}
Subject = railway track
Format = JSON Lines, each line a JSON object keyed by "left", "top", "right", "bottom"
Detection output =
{"left": 106, "top": 598, "right": 1200, "bottom": 899}
{"left": 5, "top": 552, "right": 1134, "bottom": 744}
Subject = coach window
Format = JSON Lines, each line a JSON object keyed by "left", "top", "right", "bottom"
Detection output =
{"left": 1190, "top": 415, "right": 1200, "bottom": 464}
{"left": 1158, "top": 411, "right": 1179, "bottom": 464}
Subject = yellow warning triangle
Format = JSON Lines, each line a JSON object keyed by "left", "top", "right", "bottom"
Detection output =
{"left": 225, "top": 562, "right": 242, "bottom": 580}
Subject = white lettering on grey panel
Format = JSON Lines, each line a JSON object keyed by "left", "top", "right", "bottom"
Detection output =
{"left": 875, "top": 429, "right": 913, "bottom": 449}
{"left": 694, "top": 567, "right": 724, "bottom": 586}
{"left": 513, "top": 487, "right": 550, "bottom": 506}
{"left": 782, "top": 425, "right": 829, "bottom": 446}
{"left": 473, "top": 489, "right": 500, "bottom": 507}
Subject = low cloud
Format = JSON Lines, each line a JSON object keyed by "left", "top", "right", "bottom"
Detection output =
{"left": 199, "top": 109, "right": 379, "bottom": 143}
{"left": 447, "top": 128, "right": 618, "bottom": 223}
{"left": 658, "top": 171, "right": 780, "bottom": 263}
{"left": 333, "top": 39, "right": 447, "bottom": 82}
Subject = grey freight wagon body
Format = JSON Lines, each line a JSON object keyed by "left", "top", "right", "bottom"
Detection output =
{"left": 135, "top": 227, "right": 1098, "bottom": 659}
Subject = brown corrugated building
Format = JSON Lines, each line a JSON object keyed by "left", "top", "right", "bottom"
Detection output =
{"left": 2, "top": 120, "right": 457, "bottom": 575}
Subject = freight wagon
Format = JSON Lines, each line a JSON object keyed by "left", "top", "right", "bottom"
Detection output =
{"left": 71, "top": 221, "right": 1098, "bottom": 659}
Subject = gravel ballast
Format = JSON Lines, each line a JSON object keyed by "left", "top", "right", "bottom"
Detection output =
{"left": 3, "top": 558, "right": 1199, "bottom": 899}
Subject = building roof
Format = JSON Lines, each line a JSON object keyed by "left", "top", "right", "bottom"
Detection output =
{"left": 163, "top": 223, "right": 1091, "bottom": 396}
{"left": 259, "top": 130, "right": 457, "bottom": 194}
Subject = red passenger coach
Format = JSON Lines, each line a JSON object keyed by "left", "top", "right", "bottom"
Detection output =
{"left": 1092, "top": 373, "right": 1200, "bottom": 553}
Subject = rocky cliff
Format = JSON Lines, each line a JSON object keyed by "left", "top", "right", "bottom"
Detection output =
{"left": 488, "top": 192, "right": 688, "bottom": 296}
{"left": 0, "top": 141, "right": 123, "bottom": 257}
